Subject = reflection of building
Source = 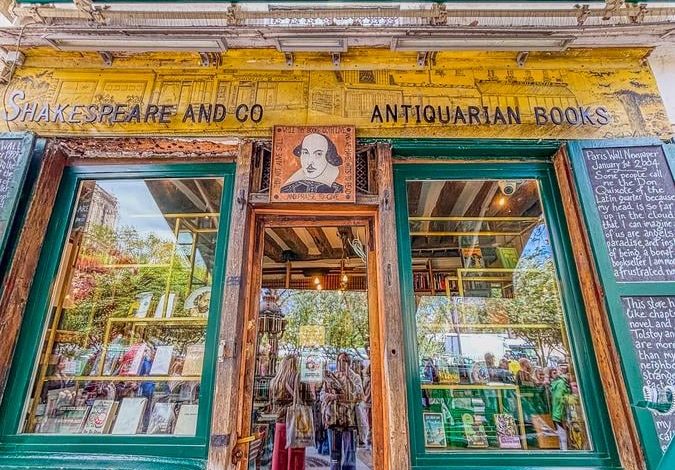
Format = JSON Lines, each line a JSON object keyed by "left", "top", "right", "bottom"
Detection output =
{"left": 84, "top": 185, "right": 119, "bottom": 234}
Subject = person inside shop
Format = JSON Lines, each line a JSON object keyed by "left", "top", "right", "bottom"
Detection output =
{"left": 269, "top": 354, "right": 306, "bottom": 470}
{"left": 516, "top": 358, "right": 535, "bottom": 387}
{"left": 422, "top": 357, "right": 439, "bottom": 384}
{"left": 321, "top": 352, "right": 364, "bottom": 470}
{"left": 421, "top": 357, "right": 439, "bottom": 409}
{"left": 549, "top": 365, "right": 572, "bottom": 450}
{"left": 361, "top": 363, "right": 372, "bottom": 449}
{"left": 281, "top": 133, "right": 344, "bottom": 194}
{"left": 496, "top": 357, "right": 515, "bottom": 384}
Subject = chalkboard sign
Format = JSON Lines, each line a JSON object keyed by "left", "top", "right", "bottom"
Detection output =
{"left": 621, "top": 296, "right": 675, "bottom": 452}
{"left": 582, "top": 145, "right": 675, "bottom": 282}
{"left": 0, "top": 133, "right": 35, "bottom": 257}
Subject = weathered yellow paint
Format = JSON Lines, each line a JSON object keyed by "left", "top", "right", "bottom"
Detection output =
{"left": 2, "top": 47, "right": 671, "bottom": 139}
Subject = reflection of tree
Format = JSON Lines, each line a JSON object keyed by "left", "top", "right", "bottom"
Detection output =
{"left": 276, "top": 290, "right": 369, "bottom": 359}
{"left": 510, "top": 260, "right": 564, "bottom": 366}
{"left": 415, "top": 297, "right": 453, "bottom": 359}
{"left": 63, "top": 223, "right": 205, "bottom": 350}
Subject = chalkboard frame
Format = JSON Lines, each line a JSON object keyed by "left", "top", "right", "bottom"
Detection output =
{"left": 568, "top": 138, "right": 675, "bottom": 470}
{"left": 0, "top": 132, "right": 36, "bottom": 260}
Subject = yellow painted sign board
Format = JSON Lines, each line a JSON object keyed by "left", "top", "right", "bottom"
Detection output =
{"left": 1, "top": 48, "right": 670, "bottom": 140}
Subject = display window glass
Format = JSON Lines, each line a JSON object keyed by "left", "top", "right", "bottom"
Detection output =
{"left": 20, "top": 177, "right": 223, "bottom": 436}
{"left": 404, "top": 178, "right": 591, "bottom": 453}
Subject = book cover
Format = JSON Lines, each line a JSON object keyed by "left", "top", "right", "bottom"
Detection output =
{"left": 150, "top": 345, "right": 174, "bottom": 376}
{"left": 111, "top": 397, "right": 148, "bottom": 434}
{"left": 494, "top": 413, "right": 522, "bottom": 449}
{"left": 462, "top": 413, "right": 489, "bottom": 448}
{"left": 461, "top": 247, "right": 485, "bottom": 269}
{"left": 81, "top": 400, "right": 118, "bottom": 434}
{"left": 147, "top": 402, "right": 176, "bottom": 434}
{"left": 496, "top": 247, "right": 519, "bottom": 269}
{"left": 52, "top": 405, "right": 90, "bottom": 434}
{"left": 119, "top": 343, "right": 148, "bottom": 376}
{"left": 531, "top": 414, "right": 561, "bottom": 449}
{"left": 102, "top": 342, "right": 126, "bottom": 376}
{"left": 154, "top": 293, "right": 176, "bottom": 318}
{"left": 423, "top": 412, "right": 447, "bottom": 448}
{"left": 135, "top": 292, "right": 153, "bottom": 318}
{"left": 173, "top": 404, "right": 199, "bottom": 436}
{"left": 182, "top": 343, "right": 205, "bottom": 376}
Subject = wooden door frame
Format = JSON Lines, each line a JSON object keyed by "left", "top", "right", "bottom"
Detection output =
{"left": 208, "top": 141, "right": 409, "bottom": 470}
{"left": 234, "top": 209, "right": 386, "bottom": 470}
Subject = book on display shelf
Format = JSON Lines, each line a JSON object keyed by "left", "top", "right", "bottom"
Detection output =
{"left": 182, "top": 343, "right": 205, "bottom": 376}
{"left": 118, "top": 343, "right": 148, "bottom": 376}
{"left": 494, "top": 413, "right": 522, "bottom": 449}
{"left": 173, "top": 404, "right": 199, "bottom": 435}
{"left": 147, "top": 402, "right": 177, "bottom": 434}
{"left": 111, "top": 397, "right": 148, "bottom": 434}
{"left": 150, "top": 345, "right": 174, "bottom": 376}
{"left": 81, "top": 400, "right": 118, "bottom": 434}
{"left": 462, "top": 413, "right": 489, "bottom": 448}
{"left": 423, "top": 412, "right": 447, "bottom": 448}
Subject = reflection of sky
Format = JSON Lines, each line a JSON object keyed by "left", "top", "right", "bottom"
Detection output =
{"left": 516, "top": 224, "right": 552, "bottom": 269}
{"left": 97, "top": 180, "right": 175, "bottom": 241}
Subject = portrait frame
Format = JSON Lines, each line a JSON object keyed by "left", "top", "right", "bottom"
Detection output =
{"left": 271, "top": 125, "right": 356, "bottom": 203}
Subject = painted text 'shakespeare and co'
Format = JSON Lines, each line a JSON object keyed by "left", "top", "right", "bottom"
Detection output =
{"left": 4, "top": 90, "right": 611, "bottom": 127}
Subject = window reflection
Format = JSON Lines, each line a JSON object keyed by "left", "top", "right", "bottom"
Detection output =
{"left": 408, "top": 180, "right": 590, "bottom": 452}
{"left": 23, "top": 178, "right": 223, "bottom": 436}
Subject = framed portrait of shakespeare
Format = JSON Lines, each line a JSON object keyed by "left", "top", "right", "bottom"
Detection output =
{"left": 271, "top": 126, "right": 356, "bottom": 203}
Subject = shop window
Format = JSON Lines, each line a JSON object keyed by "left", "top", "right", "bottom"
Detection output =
{"left": 20, "top": 176, "right": 223, "bottom": 436}
{"left": 404, "top": 179, "right": 591, "bottom": 453}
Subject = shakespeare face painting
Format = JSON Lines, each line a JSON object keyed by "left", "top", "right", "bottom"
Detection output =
{"left": 271, "top": 126, "right": 355, "bottom": 203}
{"left": 281, "top": 133, "right": 344, "bottom": 194}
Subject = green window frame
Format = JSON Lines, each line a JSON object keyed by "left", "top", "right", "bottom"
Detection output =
{"left": 393, "top": 153, "right": 620, "bottom": 469}
{"left": 0, "top": 162, "right": 235, "bottom": 467}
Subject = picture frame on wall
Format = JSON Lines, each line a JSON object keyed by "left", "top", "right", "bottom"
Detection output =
{"left": 270, "top": 125, "right": 356, "bottom": 203}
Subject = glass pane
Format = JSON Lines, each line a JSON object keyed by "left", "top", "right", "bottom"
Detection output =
{"left": 22, "top": 177, "right": 223, "bottom": 436}
{"left": 249, "top": 226, "right": 373, "bottom": 469}
{"left": 407, "top": 180, "right": 591, "bottom": 452}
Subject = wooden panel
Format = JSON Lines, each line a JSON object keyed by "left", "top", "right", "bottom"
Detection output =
{"left": 207, "top": 141, "right": 253, "bottom": 470}
{"left": 60, "top": 137, "right": 239, "bottom": 163}
{"left": 248, "top": 192, "right": 379, "bottom": 206}
{"left": 374, "top": 143, "right": 410, "bottom": 470}
{"left": 0, "top": 143, "right": 66, "bottom": 398}
{"left": 553, "top": 147, "right": 644, "bottom": 470}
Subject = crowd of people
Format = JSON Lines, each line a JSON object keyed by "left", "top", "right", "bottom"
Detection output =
{"left": 267, "top": 352, "right": 372, "bottom": 470}
{"left": 422, "top": 351, "right": 586, "bottom": 450}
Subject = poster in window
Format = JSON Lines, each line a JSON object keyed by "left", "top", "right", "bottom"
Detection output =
{"left": 423, "top": 412, "right": 447, "bottom": 448}
{"left": 271, "top": 126, "right": 355, "bottom": 203}
{"left": 300, "top": 352, "right": 324, "bottom": 384}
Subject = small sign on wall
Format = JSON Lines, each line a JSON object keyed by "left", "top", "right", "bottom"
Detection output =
{"left": 0, "top": 133, "right": 34, "bottom": 259}
{"left": 271, "top": 126, "right": 355, "bottom": 203}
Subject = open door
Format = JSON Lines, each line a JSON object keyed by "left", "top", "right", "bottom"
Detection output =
{"left": 238, "top": 215, "right": 381, "bottom": 470}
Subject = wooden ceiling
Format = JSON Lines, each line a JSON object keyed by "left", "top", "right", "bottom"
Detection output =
{"left": 146, "top": 178, "right": 223, "bottom": 269}
{"left": 408, "top": 180, "right": 541, "bottom": 252}
{"left": 263, "top": 226, "right": 368, "bottom": 264}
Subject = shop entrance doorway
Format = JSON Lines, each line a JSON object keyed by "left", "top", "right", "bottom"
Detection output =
{"left": 240, "top": 215, "right": 380, "bottom": 470}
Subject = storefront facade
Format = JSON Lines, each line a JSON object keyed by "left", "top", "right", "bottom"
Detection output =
{"left": 0, "top": 45, "right": 672, "bottom": 470}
